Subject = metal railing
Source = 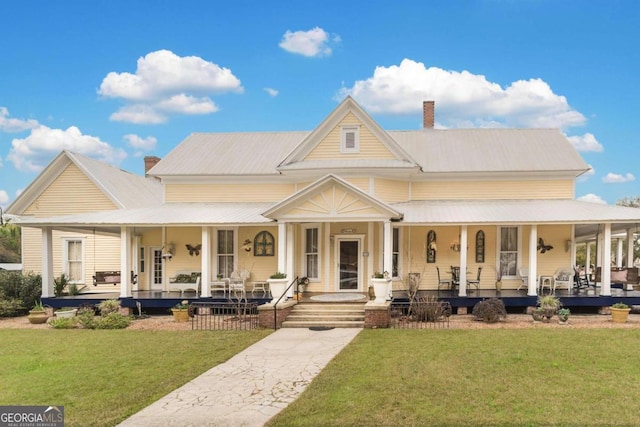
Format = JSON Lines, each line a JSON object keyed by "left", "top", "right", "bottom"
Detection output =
{"left": 390, "top": 299, "right": 451, "bottom": 329}
{"left": 189, "top": 301, "right": 259, "bottom": 331}
{"left": 273, "top": 276, "right": 301, "bottom": 330}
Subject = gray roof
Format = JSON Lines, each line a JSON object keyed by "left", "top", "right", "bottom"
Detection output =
{"left": 150, "top": 128, "right": 588, "bottom": 177}
{"left": 149, "top": 132, "right": 308, "bottom": 176}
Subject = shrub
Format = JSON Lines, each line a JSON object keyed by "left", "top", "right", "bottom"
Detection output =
{"left": 76, "top": 307, "right": 98, "bottom": 329}
{"left": 98, "top": 299, "right": 121, "bottom": 316}
{"left": 95, "top": 312, "right": 132, "bottom": 329}
{"left": 53, "top": 274, "right": 69, "bottom": 297}
{"left": 472, "top": 298, "right": 507, "bottom": 323}
{"left": 0, "top": 271, "right": 42, "bottom": 314}
{"left": 0, "top": 296, "right": 24, "bottom": 317}
{"left": 412, "top": 295, "right": 450, "bottom": 322}
{"left": 49, "top": 317, "right": 78, "bottom": 329}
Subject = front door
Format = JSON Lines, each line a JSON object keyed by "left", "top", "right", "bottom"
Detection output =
{"left": 337, "top": 238, "right": 361, "bottom": 291}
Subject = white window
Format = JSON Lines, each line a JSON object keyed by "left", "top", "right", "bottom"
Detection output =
{"left": 303, "top": 226, "right": 319, "bottom": 279}
{"left": 63, "top": 239, "right": 84, "bottom": 283}
{"left": 340, "top": 125, "right": 360, "bottom": 153}
{"left": 217, "top": 230, "right": 235, "bottom": 278}
{"left": 498, "top": 226, "right": 520, "bottom": 278}
{"left": 392, "top": 228, "right": 401, "bottom": 279}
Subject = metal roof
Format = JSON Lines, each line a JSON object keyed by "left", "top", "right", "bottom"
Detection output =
{"left": 389, "top": 128, "right": 589, "bottom": 174}
{"left": 148, "top": 132, "right": 308, "bottom": 176}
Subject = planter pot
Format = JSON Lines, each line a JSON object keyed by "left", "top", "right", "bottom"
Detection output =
{"left": 495, "top": 281, "right": 502, "bottom": 292}
{"left": 55, "top": 308, "right": 77, "bottom": 318}
{"left": 558, "top": 316, "right": 569, "bottom": 324}
{"left": 611, "top": 307, "right": 631, "bottom": 323}
{"left": 371, "top": 278, "right": 390, "bottom": 304}
{"left": 171, "top": 308, "right": 189, "bottom": 322}
{"left": 27, "top": 310, "right": 49, "bottom": 324}
{"left": 268, "top": 278, "right": 288, "bottom": 303}
{"left": 531, "top": 310, "right": 544, "bottom": 322}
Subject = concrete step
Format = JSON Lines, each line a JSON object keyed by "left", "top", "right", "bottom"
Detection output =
{"left": 281, "top": 320, "right": 364, "bottom": 328}
{"left": 282, "top": 302, "right": 366, "bottom": 328}
{"left": 286, "top": 314, "right": 364, "bottom": 322}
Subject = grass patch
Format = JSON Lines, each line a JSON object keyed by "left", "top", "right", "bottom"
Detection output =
{"left": 268, "top": 329, "right": 640, "bottom": 426}
{"left": 0, "top": 329, "right": 271, "bottom": 427}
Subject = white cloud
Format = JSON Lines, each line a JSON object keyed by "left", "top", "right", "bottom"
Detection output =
{"left": 279, "top": 27, "right": 337, "bottom": 57}
{"left": 577, "top": 193, "right": 607, "bottom": 204}
{"left": 337, "top": 59, "right": 587, "bottom": 130}
{"left": 264, "top": 87, "right": 279, "bottom": 97}
{"left": 567, "top": 133, "right": 603, "bottom": 152}
{"left": 603, "top": 172, "right": 635, "bottom": 184}
{"left": 0, "top": 107, "right": 39, "bottom": 133}
{"left": 7, "top": 125, "right": 127, "bottom": 173}
{"left": 124, "top": 134, "right": 157, "bottom": 157}
{"left": 0, "top": 190, "right": 8, "bottom": 205}
{"left": 99, "top": 49, "right": 242, "bottom": 124}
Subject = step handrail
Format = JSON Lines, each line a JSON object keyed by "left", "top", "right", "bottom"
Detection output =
{"left": 273, "top": 276, "right": 300, "bottom": 330}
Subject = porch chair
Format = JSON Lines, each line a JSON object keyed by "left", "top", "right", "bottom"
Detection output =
{"left": 517, "top": 266, "right": 540, "bottom": 292}
{"left": 467, "top": 266, "right": 482, "bottom": 292}
{"left": 450, "top": 266, "right": 461, "bottom": 292}
{"left": 553, "top": 267, "right": 574, "bottom": 293}
{"left": 228, "top": 270, "right": 249, "bottom": 299}
{"left": 573, "top": 266, "right": 591, "bottom": 289}
{"left": 436, "top": 266, "right": 451, "bottom": 292}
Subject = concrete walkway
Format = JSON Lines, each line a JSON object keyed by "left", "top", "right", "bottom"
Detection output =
{"left": 118, "top": 328, "right": 361, "bottom": 427}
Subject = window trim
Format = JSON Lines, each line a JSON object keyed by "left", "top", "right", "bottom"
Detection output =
{"left": 216, "top": 228, "right": 237, "bottom": 278}
{"left": 62, "top": 238, "right": 84, "bottom": 284}
{"left": 497, "top": 226, "right": 521, "bottom": 279}
{"left": 302, "top": 224, "right": 321, "bottom": 281}
{"left": 340, "top": 125, "right": 360, "bottom": 153}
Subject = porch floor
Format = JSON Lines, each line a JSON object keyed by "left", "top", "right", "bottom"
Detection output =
{"left": 41, "top": 285, "right": 640, "bottom": 312}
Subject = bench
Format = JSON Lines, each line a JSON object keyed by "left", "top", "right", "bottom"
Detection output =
{"left": 92, "top": 271, "right": 138, "bottom": 286}
{"left": 169, "top": 271, "right": 201, "bottom": 295}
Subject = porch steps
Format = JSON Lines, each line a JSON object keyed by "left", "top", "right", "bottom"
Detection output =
{"left": 281, "top": 302, "right": 366, "bottom": 328}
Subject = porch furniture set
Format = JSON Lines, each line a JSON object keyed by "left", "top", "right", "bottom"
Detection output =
{"left": 437, "top": 266, "right": 482, "bottom": 293}
{"left": 169, "top": 269, "right": 270, "bottom": 297}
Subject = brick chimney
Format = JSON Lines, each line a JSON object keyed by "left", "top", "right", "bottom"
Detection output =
{"left": 423, "top": 100, "right": 435, "bottom": 129}
{"left": 144, "top": 156, "right": 161, "bottom": 176}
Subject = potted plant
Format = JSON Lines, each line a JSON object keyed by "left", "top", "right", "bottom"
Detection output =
{"left": 171, "top": 300, "right": 190, "bottom": 322}
{"left": 494, "top": 266, "right": 504, "bottom": 291}
{"left": 267, "top": 272, "right": 288, "bottom": 303}
{"left": 371, "top": 271, "right": 390, "bottom": 303}
{"left": 54, "top": 307, "right": 78, "bottom": 318}
{"left": 557, "top": 308, "right": 570, "bottom": 324}
{"left": 27, "top": 300, "right": 49, "bottom": 324}
{"left": 611, "top": 302, "right": 631, "bottom": 323}
{"left": 537, "top": 295, "right": 561, "bottom": 322}
{"left": 531, "top": 307, "right": 545, "bottom": 322}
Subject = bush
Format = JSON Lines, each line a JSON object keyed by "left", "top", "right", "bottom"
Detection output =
{"left": 76, "top": 307, "right": 98, "bottom": 329}
{"left": 49, "top": 317, "right": 78, "bottom": 329}
{"left": 472, "top": 298, "right": 507, "bottom": 323}
{"left": 98, "top": 299, "right": 121, "bottom": 316}
{"left": 95, "top": 312, "right": 132, "bottom": 329}
{"left": 0, "top": 271, "right": 42, "bottom": 316}
{"left": 53, "top": 274, "right": 69, "bottom": 297}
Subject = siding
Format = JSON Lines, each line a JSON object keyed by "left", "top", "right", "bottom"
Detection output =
{"left": 374, "top": 178, "right": 410, "bottom": 203}
{"left": 411, "top": 179, "right": 573, "bottom": 200}
{"left": 342, "top": 177, "right": 370, "bottom": 193}
{"left": 24, "top": 164, "right": 117, "bottom": 216}
{"left": 165, "top": 183, "right": 295, "bottom": 203}
{"left": 306, "top": 113, "right": 396, "bottom": 160}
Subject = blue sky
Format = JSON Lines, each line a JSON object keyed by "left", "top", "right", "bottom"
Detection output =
{"left": 1, "top": 0, "right": 638, "bottom": 209}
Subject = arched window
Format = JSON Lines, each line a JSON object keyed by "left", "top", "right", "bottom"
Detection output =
{"left": 426, "top": 230, "right": 436, "bottom": 263}
{"left": 254, "top": 231, "right": 274, "bottom": 256}
{"left": 476, "top": 230, "right": 485, "bottom": 263}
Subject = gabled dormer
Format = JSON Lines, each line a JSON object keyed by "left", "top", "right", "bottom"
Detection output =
{"left": 277, "top": 96, "right": 419, "bottom": 173}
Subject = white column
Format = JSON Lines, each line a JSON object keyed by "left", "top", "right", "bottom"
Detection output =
{"left": 616, "top": 238, "right": 624, "bottom": 267}
{"left": 602, "top": 223, "right": 612, "bottom": 296}
{"left": 200, "top": 227, "right": 211, "bottom": 297}
{"left": 132, "top": 236, "right": 140, "bottom": 292}
{"left": 41, "top": 227, "right": 54, "bottom": 297}
{"left": 383, "top": 221, "right": 393, "bottom": 299}
{"left": 367, "top": 222, "right": 374, "bottom": 284}
{"left": 277, "top": 222, "right": 287, "bottom": 275}
{"left": 626, "top": 228, "right": 634, "bottom": 268}
{"left": 528, "top": 225, "right": 538, "bottom": 296}
{"left": 286, "top": 223, "right": 295, "bottom": 297}
{"left": 570, "top": 224, "right": 576, "bottom": 268}
{"left": 458, "top": 226, "right": 468, "bottom": 297}
{"left": 120, "top": 226, "right": 132, "bottom": 298}
{"left": 586, "top": 242, "right": 592, "bottom": 270}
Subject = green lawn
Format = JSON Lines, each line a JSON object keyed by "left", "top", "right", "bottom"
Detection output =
{"left": 268, "top": 329, "right": 640, "bottom": 427}
{"left": 0, "top": 329, "right": 271, "bottom": 427}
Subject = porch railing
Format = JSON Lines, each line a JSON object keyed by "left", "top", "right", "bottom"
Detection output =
{"left": 189, "top": 301, "right": 259, "bottom": 331}
{"left": 273, "top": 276, "right": 301, "bottom": 330}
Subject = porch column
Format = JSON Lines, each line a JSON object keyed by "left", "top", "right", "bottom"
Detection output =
{"left": 627, "top": 228, "right": 635, "bottom": 268}
{"left": 616, "top": 238, "right": 623, "bottom": 267}
{"left": 383, "top": 221, "right": 393, "bottom": 299}
{"left": 132, "top": 235, "right": 140, "bottom": 292}
{"left": 586, "top": 242, "right": 592, "bottom": 270}
{"left": 458, "top": 225, "right": 468, "bottom": 297}
{"left": 601, "top": 223, "right": 612, "bottom": 296}
{"left": 277, "top": 222, "right": 287, "bottom": 275}
{"left": 570, "top": 225, "right": 576, "bottom": 268}
{"left": 120, "top": 226, "right": 132, "bottom": 298}
{"left": 200, "top": 227, "right": 211, "bottom": 297}
{"left": 41, "top": 227, "right": 54, "bottom": 297}
{"left": 528, "top": 225, "right": 538, "bottom": 296}
{"left": 286, "top": 223, "right": 295, "bottom": 297}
